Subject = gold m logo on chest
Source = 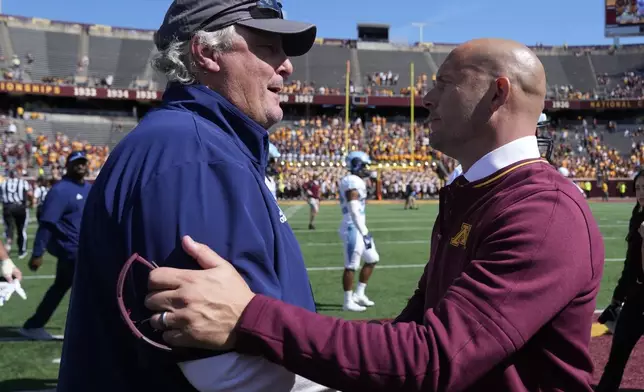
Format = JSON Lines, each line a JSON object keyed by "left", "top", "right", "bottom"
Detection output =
{"left": 450, "top": 223, "right": 472, "bottom": 248}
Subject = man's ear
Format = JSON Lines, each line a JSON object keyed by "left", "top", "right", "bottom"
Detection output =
{"left": 489, "top": 77, "right": 510, "bottom": 112}
{"left": 190, "top": 36, "right": 221, "bottom": 74}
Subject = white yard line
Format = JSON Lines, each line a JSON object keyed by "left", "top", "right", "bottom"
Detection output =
{"left": 293, "top": 224, "right": 629, "bottom": 233}
{"left": 19, "top": 257, "right": 628, "bottom": 282}
{"left": 20, "top": 390, "right": 56, "bottom": 392}
{"left": 0, "top": 334, "right": 63, "bottom": 342}
{"left": 307, "top": 264, "right": 426, "bottom": 271}
{"left": 293, "top": 226, "right": 432, "bottom": 233}
{"left": 290, "top": 217, "right": 434, "bottom": 224}
{"left": 283, "top": 204, "right": 305, "bottom": 219}
{"left": 301, "top": 239, "right": 429, "bottom": 246}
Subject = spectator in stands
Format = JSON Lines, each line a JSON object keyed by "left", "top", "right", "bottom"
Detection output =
{"left": 57, "top": 1, "right": 331, "bottom": 392}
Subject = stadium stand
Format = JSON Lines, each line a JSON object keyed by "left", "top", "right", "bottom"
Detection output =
{"left": 558, "top": 54, "right": 597, "bottom": 94}
{"left": 289, "top": 44, "right": 352, "bottom": 92}
{"left": 358, "top": 49, "right": 429, "bottom": 91}
{"left": 7, "top": 26, "right": 51, "bottom": 82}
{"left": 88, "top": 35, "right": 154, "bottom": 88}
{"left": 1, "top": 14, "right": 644, "bottom": 199}
{"left": 46, "top": 32, "right": 80, "bottom": 80}
{"left": 87, "top": 36, "right": 121, "bottom": 83}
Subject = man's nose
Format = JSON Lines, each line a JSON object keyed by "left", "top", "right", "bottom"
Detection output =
{"left": 422, "top": 90, "right": 436, "bottom": 109}
{"left": 278, "top": 58, "right": 294, "bottom": 78}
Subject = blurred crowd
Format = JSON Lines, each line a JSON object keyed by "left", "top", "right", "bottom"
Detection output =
{"left": 269, "top": 115, "right": 457, "bottom": 166}
{"left": 269, "top": 116, "right": 644, "bottom": 199}
{"left": 597, "top": 72, "right": 644, "bottom": 99}
{"left": 546, "top": 121, "right": 644, "bottom": 181}
{"left": 1, "top": 119, "right": 109, "bottom": 180}
{"left": 3, "top": 110, "right": 644, "bottom": 201}
{"left": 272, "top": 165, "right": 443, "bottom": 201}
{"left": 363, "top": 73, "right": 430, "bottom": 97}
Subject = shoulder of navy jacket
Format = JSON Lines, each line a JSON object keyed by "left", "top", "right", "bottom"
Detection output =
{"left": 165, "top": 83, "right": 269, "bottom": 167}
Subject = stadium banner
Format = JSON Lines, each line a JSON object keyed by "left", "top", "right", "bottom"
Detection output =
{"left": 2, "top": 81, "right": 644, "bottom": 110}
{"left": 0, "top": 82, "right": 161, "bottom": 101}
{"left": 545, "top": 99, "right": 644, "bottom": 110}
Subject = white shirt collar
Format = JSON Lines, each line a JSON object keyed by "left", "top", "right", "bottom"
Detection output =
{"left": 463, "top": 136, "right": 541, "bottom": 183}
{"left": 446, "top": 164, "right": 463, "bottom": 185}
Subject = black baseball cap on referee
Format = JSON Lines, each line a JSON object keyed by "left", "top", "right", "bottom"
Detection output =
{"left": 66, "top": 151, "right": 88, "bottom": 165}
{"left": 155, "top": 0, "right": 317, "bottom": 57}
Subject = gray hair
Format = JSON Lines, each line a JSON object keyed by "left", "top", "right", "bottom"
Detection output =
{"left": 151, "top": 26, "right": 239, "bottom": 85}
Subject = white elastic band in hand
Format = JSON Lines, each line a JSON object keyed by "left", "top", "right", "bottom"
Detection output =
{"left": 13, "top": 280, "right": 26, "bottom": 300}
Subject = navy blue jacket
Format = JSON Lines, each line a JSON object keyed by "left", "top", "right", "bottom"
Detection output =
{"left": 57, "top": 84, "right": 316, "bottom": 392}
{"left": 32, "top": 177, "right": 91, "bottom": 261}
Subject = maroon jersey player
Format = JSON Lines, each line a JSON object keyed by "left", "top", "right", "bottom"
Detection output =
{"left": 302, "top": 174, "right": 321, "bottom": 230}
{"left": 145, "top": 38, "right": 605, "bottom": 392}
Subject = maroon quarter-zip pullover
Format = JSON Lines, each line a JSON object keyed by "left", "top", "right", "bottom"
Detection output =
{"left": 235, "top": 158, "right": 604, "bottom": 392}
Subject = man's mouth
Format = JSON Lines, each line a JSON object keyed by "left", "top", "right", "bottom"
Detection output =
{"left": 268, "top": 86, "right": 282, "bottom": 94}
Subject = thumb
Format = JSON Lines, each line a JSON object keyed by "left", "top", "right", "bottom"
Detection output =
{"left": 182, "top": 236, "right": 227, "bottom": 270}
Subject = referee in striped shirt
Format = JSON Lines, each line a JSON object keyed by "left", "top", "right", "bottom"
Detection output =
{"left": 1, "top": 169, "right": 32, "bottom": 259}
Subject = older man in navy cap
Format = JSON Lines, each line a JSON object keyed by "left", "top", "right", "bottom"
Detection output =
{"left": 19, "top": 150, "right": 91, "bottom": 341}
{"left": 57, "top": 1, "right": 328, "bottom": 391}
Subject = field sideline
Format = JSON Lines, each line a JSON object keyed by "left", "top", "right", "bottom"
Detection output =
{"left": 0, "top": 200, "right": 640, "bottom": 390}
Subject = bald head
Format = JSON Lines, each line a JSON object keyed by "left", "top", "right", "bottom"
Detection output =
{"left": 453, "top": 39, "right": 545, "bottom": 97}
{"left": 424, "top": 38, "right": 547, "bottom": 170}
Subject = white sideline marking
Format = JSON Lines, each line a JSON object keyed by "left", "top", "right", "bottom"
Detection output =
{"left": 0, "top": 334, "right": 63, "bottom": 342}
{"left": 292, "top": 224, "right": 630, "bottom": 234}
{"left": 18, "top": 258, "right": 627, "bottom": 282}
{"left": 23, "top": 275, "right": 56, "bottom": 280}
{"left": 292, "top": 217, "right": 434, "bottom": 224}
{"left": 302, "top": 239, "right": 429, "bottom": 247}
{"left": 307, "top": 264, "right": 426, "bottom": 272}
{"left": 21, "top": 389, "right": 56, "bottom": 392}
{"left": 283, "top": 204, "right": 305, "bottom": 219}
{"left": 52, "top": 357, "right": 61, "bottom": 363}
{"left": 293, "top": 226, "right": 432, "bottom": 233}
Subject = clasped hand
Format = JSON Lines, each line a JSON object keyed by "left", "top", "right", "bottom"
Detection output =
{"left": 144, "top": 236, "right": 256, "bottom": 350}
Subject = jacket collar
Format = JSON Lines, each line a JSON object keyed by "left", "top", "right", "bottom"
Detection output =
{"left": 162, "top": 83, "right": 269, "bottom": 167}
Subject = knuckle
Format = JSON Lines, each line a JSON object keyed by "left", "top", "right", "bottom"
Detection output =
{"left": 148, "top": 268, "right": 162, "bottom": 282}
{"left": 176, "top": 288, "right": 194, "bottom": 307}
{"left": 180, "top": 272, "right": 197, "bottom": 284}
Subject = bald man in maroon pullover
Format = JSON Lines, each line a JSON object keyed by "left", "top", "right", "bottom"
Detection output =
{"left": 145, "top": 39, "right": 605, "bottom": 392}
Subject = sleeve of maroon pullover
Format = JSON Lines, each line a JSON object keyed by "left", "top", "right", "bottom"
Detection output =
{"left": 234, "top": 190, "right": 595, "bottom": 392}
{"left": 392, "top": 262, "right": 429, "bottom": 324}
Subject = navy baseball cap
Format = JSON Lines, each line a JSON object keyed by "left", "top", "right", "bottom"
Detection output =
{"left": 155, "top": 0, "right": 317, "bottom": 57}
{"left": 67, "top": 151, "right": 88, "bottom": 165}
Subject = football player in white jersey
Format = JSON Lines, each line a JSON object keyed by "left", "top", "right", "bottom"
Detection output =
{"left": 265, "top": 143, "right": 280, "bottom": 200}
{"left": 338, "top": 151, "right": 379, "bottom": 312}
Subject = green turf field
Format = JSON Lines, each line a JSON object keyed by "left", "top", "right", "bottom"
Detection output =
{"left": 0, "top": 201, "right": 635, "bottom": 390}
